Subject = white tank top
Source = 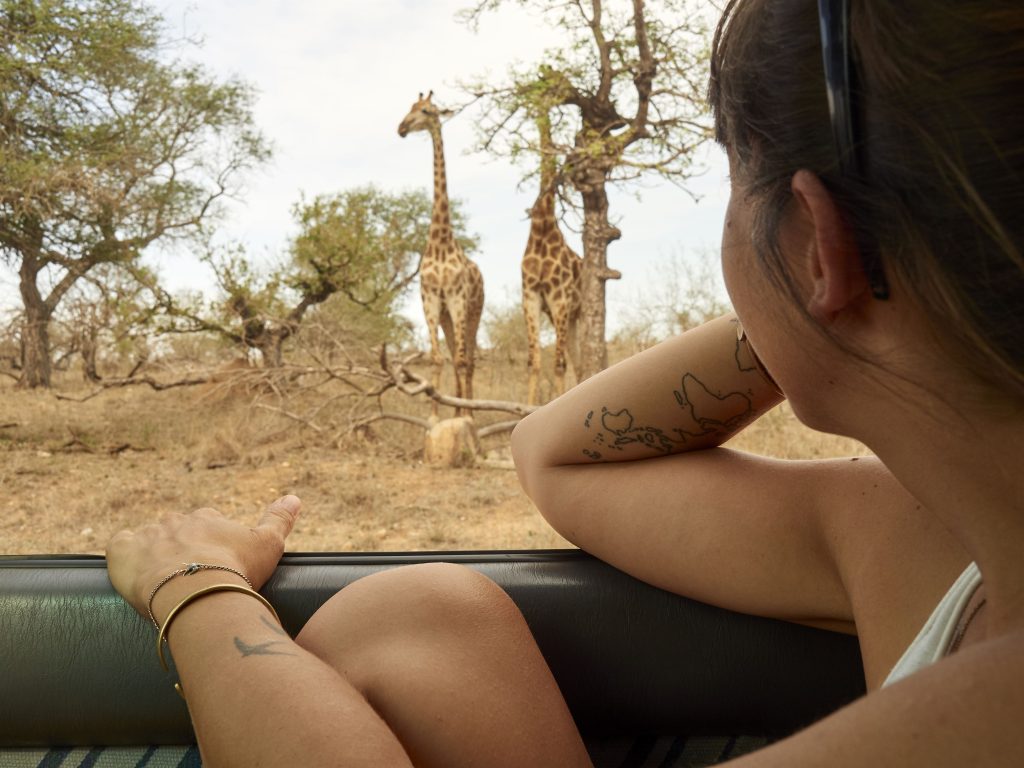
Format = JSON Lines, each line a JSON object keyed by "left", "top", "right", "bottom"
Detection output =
{"left": 882, "top": 562, "right": 982, "bottom": 687}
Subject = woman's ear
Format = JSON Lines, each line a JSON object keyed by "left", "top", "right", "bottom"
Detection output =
{"left": 790, "top": 170, "right": 870, "bottom": 324}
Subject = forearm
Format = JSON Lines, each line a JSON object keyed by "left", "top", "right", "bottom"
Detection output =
{"left": 151, "top": 572, "right": 411, "bottom": 768}
{"left": 512, "top": 313, "right": 783, "bottom": 483}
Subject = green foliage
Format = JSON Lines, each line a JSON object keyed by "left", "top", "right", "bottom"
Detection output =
{"left": 288, "top": 186, "right": 479, "bottom": 318}
{"left": 0, "top": 0, "right": 269, "bottom": 385}
{"left": 164, "top": 186, "right": 478, "bottom": 365}
{"left": 460, "top": 0, "right": 712, "bottom": 191}
{"left": 0, "top": 0, "right": 268, "bottom": 253}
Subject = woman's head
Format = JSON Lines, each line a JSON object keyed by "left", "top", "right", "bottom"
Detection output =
{"left": 708, "top": 0, "right": 1024, "bottom": 404}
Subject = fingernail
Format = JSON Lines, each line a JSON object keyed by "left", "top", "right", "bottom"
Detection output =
{"left": 275, "top": 495, "right": 301, "bottom": 513}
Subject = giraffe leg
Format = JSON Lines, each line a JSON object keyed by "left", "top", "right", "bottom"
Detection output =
{"left": 464, "top": 268, "right": 484, "bottom": 408}
{"left": 422, "top": 291, "right": 444, "bottom": 423}
{"left": 443, "top": 293, "right": 468, "bottom": 417}
{"left": 551, "top": 299, "right": 572, "bottom": 397}
{"left": 439, "top": 308, "right": 461, "bottom": 408}
{"left": 522, "top": 288, "right": 543, "bottom": 405}
{"left": 565, "top": 312, "right": 581, "bottom": 390}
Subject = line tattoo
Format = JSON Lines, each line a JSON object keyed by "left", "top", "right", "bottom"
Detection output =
{"left": 581, "top": 372, "right": 755, "bottom": 459}
{"left": 233, "top": 636, "right": 295, "bottom": 658}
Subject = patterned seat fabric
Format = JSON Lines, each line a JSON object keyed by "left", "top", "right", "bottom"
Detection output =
{"left": 1, "top": 736, "right": 769, "bottom": 768}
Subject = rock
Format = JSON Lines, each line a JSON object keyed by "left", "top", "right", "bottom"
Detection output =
{"left": 423, "top": 417, "right": 480, "bottom": 468}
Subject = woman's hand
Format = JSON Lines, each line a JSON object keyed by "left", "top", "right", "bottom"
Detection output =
{"left": 105, "top": 495, "right": 301, "bottom": 618}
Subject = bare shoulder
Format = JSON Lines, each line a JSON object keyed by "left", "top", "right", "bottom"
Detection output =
{"left": 818, "top": 456, "right": 971, "bottom": 688}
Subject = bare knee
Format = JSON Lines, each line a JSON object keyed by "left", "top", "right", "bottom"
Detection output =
{"left": 295, "top": 563, "right": 521, "bottom": 672}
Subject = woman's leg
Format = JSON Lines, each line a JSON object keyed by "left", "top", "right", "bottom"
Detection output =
{"left": 295, "top": 562, "right": 592, "bottom": 768}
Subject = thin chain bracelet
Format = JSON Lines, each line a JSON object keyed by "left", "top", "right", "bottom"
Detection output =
{"left": 146, "top": 563, "right": 253, "bottom": 629}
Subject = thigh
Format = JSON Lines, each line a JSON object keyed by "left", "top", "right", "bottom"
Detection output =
{"left": 296, "top": 562, "right": 592, "bottom": 768}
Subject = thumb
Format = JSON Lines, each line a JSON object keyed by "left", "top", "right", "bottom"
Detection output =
{"left": 257, "top": 495, "right": 301, "bottom": 541}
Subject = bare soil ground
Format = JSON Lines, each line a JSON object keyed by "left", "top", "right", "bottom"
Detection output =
{"left": 0, "top": 366, "right": 869, "bottom": 556}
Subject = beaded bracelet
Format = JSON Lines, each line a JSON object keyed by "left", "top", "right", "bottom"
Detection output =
{"left": 146, "top": 562, "right": 253, "bottom": 629}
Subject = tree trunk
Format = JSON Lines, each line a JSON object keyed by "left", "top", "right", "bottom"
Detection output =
{"left": 80, "top": 333, "right": 101, "bottom": 382}
{"left": 18, "top": 256, "right": 53, "bottom": 389}
{"left": 258, "top": 332, "right": 285, "bottom": 368}
{"left": 576, "top": 175, "right": 621, "bottom": 381}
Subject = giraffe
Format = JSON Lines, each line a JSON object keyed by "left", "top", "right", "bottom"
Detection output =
{"left": 398, "top": 91, "right": 484, "bottom": 419}
{"left": 521, "top": 109, "right": 582, "bottom": 405}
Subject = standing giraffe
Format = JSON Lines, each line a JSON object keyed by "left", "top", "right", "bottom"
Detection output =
{"left": 398, "top": 91, "right": 484, "bottom": 419}
{"left": 521, "top": 110, "right": 582, "bottom": 405}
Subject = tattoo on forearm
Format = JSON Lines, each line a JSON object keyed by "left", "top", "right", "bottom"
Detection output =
{"left": 581, "top": 372, "right": 755, "bottom": 460}
{"left": 233, "top": 636, "right": 295, "bottom": 658}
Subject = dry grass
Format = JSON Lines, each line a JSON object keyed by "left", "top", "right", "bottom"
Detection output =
{"left": 0, "top": 351, "right": 868, "bottom": 556}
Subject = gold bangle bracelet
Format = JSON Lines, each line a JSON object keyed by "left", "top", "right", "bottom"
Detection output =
{"left": 156, "top": 583, "right": 282, "bottom": 699}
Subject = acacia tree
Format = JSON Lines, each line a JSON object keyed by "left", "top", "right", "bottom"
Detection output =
{"left": 155, "top": 187, "right": 479, "bottom": 367}
{"left": 0, "top": 0, "right": 269, "bottom": 387}
{"left": 462, "top": 0, "right": 711, "bottom": 378}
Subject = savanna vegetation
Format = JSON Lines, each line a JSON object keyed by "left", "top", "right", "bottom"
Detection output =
{"left": 0, "top": 0, "right": 869, "bottom": 555}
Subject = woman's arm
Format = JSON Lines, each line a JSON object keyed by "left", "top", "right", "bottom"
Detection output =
{"left": 511, "top": 314, "right": 863, "bottom": 628}
{"left": 513, "top": 314, "right": 782, "bottom": 478}
{"left": 106, "top": 499, "right": 414, "bottom": 767}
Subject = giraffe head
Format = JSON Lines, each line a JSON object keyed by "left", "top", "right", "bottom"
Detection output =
{"left": 397, "top": 91, "right": 453, "bottom": 137}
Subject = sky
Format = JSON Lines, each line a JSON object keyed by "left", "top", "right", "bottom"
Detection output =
{"left": 3, "top": 0, "right": 733, "bottom": 336}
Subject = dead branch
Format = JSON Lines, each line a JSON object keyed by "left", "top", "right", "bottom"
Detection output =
{"left": 253, "top": 403, "right": 325, "bottom": 434}
{"left": 54, "top": 374, "right": 213, "bottom": 402}
{"left": 387, "top": 360, "right": 537, "bottom": 417}
{"left": 108, "top": 442, "right": 153, "bottom": 455}
{"left": 349, "top": 411, "right": 432, "bottom": 432}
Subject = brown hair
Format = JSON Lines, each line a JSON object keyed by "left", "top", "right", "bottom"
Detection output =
{"left": 708, "top": 0, "right": 1024, "bottom": 403}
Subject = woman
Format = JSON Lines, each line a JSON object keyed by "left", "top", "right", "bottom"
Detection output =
{"left": 107, "top": 0, "right": 1023, "bottom": 765}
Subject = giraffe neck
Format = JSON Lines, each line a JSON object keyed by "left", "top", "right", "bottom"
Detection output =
{"left": 531, "top": 111, "right": 557, "bottom": 225}
{"left": 427, "top": 120, "right": 456, "bottom": 249}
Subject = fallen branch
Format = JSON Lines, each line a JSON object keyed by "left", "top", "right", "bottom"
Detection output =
{"left": 108, "top": 443, "right": 153, "bottom": 455}
{"left": 54, "top": 374, "right": 213, "bottom": 402}
{"left": 350, "top": 411, "right": 432, "bottom": 432}
{"left": 387, "top": 360, "right": 537, "bottom": 417}
{"left": 254, "top": 403, "right": 326, "bottom": 434}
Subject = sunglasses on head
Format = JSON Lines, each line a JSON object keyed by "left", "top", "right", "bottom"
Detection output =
{"left": 817, "top": 0, "right": 890, "bottom": 300}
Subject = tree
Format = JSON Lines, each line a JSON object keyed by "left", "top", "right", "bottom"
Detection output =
{"left": 155, "top": 186, "right": 479, "bottom": 367}
{"left": 55, "top": 265, "right": 158, "bottom": 381}
{"left": 461, "top": 0, "right": 711, "bottom": 379}
{"left": 0, "top": 0, "right": 269, "bottom": 387}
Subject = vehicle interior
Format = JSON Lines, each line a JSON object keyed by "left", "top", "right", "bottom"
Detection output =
{"left": 1, "top": 548, "right": 866, "bottom": 767}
